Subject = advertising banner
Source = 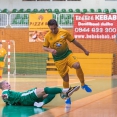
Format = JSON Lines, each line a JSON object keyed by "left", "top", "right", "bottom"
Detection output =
{"left": 74, "top": 14, "right": 117, "bottom": 39}
{"left": 29, "top": 13, "right": 52, "bottom": 42}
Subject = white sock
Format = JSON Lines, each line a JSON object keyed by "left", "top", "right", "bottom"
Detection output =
{"left": 62, "top": 88, "right": 69, "bottom": 93}
{"left": 34, "top": 102, "right": 44, "bottom": 107}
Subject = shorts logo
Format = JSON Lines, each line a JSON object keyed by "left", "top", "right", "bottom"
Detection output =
{"left": 72, "top": 56, "right": 76, "bottom": 59}
{"left": 60, "top": 35, "right": 64, "bottom": 39}
{"left": 50, "top": 37, "right": 53, "bottom": 40}
{"left": 21, "top": 90, "right": 34, "bottom": 96}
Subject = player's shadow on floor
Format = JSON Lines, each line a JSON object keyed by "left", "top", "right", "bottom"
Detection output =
{"left": 2, "top": 105, "right": 48, "bottom": 117}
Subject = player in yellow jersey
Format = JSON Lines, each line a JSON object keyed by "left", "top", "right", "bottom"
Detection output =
{"left": 43, "top": 19, "right": 92, "bottom": 106}
{"left": 0, "top": 42, "right": 7, "bottom": 79}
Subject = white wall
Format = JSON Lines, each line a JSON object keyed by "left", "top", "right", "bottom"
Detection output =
{"left": 0, "top": 0, "right": 117, "bottom": 11}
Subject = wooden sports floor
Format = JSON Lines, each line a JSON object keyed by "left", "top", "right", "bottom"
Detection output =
{"left": 0, "top": 75, "right": 117, "bottom": 117}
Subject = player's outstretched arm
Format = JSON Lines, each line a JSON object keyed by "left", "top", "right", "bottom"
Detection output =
{"left": 72, "top": 39, "right": 89, "bottom": 56}
{"left": 43, "top": 47, "right": 57, "bottom": 55}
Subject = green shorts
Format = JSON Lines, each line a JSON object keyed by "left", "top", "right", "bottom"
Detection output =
{"left": 20, "top": 88, "right": 43, "bottom": 106}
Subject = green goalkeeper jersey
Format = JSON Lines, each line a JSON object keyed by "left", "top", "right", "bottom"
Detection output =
{"left": 2, "top": 88, "right": 42, "bottom": 106}
{"left": 2, "top": 89, "right": 21, "bottom": 105}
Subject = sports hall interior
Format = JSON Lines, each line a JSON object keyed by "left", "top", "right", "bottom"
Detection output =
{"left": 0, "top": 0, "right": 117, "bottom": 117}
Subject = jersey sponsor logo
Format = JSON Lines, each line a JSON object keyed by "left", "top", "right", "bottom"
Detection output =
{"left": 56, "top": 43, "right": 62, "bottom": 47}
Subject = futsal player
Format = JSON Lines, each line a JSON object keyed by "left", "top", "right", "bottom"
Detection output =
{"left": 43, "top": 19, "right": 92, "bottom": 106}
{"left": 0, "top": 80, "right": 80, "bottom": 107}
{"left": 0, "top": 42, "right": 7, "bottom": 79}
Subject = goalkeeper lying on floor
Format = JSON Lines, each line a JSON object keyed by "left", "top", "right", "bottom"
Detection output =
{"left": 0, "top": 80, "right": 80, "bottom": 107}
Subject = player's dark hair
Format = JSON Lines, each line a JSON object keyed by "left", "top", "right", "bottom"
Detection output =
{"left": 48, "top": 19, "right": 58, "bottom": 26}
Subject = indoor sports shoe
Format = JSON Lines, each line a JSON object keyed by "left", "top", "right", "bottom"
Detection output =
{"left": 66, "top": 85, "right": 80, "bottom": 97}
{"left": 82, "top": 84, "right": 92, "bottom": 93}
{"left": 34, "top": 102, "right": 44, "bottom": 107}
{"left": 65, "top": 98, "right": 71, "bottom": 105}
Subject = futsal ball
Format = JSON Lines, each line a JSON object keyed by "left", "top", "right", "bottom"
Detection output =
{"left": 60, "top": 92, "right": 69, "bottom": 99}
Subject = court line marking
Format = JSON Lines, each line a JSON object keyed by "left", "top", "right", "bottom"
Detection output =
{"left": 57, "top": 89, "right": 117, "bottom": 117}
{"left": 51, "top": 79, "right": 95, "bottom": 87}
{"left": 36, "top": 87, "right": 117, "bottom": 117}
{"left": 0, "top": 78, "right": 95, "bottom": 102}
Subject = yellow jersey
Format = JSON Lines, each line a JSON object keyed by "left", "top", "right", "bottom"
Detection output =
{"left": 0, "top": 48, "right": 7, "bottom": 62}
{"left": 43, "top": 28, "right": 74, "bottom": 61}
